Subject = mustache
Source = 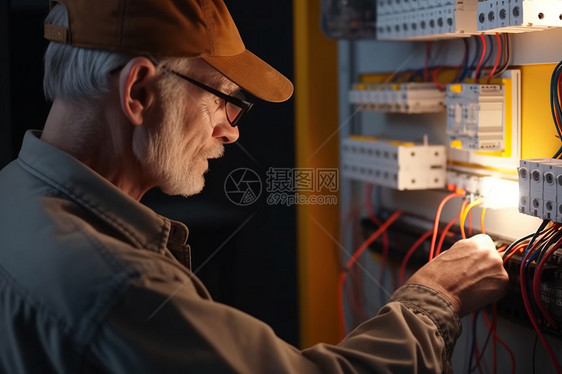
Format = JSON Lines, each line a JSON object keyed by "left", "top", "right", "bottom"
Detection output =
{"left": 202, "top": 144, "right": 225, "bottom": 160}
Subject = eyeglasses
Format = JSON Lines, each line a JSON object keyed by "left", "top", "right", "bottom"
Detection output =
{"left": 160, "top": 66, "right": 253, "bottom": 127}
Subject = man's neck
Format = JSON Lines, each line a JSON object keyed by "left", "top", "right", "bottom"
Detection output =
{"left": 42, "top": 99, "right": 156, "bottom": 201}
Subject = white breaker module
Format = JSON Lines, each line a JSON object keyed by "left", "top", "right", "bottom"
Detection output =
{"left": 341, "top": 136, "right": 447, "bottom": 190}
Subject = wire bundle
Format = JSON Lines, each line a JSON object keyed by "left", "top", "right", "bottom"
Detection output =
{"left": 502, "top": 221, "right": 562, "bottom": 374}
{"left": 456, "top": 34, "right": 511, "bottom": 84}
{"left": 469, "top": 306, "right": 516, "bottom": 374}
{"left": 399, "top": 191, "right": 489, "bottom": 283}
{"left": 551, "top": 59, "right": 562, "bottom": 158}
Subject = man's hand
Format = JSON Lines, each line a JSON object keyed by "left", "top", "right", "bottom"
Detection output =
{"left": 406, "top": 234, "right": 509, "bottom": 317}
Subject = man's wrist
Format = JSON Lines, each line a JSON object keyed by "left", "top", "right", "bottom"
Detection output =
{"left": 391, "top": 283, "right": 462, "bottom": 362}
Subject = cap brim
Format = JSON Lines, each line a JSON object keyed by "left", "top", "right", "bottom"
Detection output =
{"left": 202, "top": 50, "right": 293, "bottom": 103}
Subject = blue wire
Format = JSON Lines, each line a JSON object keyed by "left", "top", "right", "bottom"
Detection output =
{"left": 468, "top": 36, "right": 481, "bottom": 79}
{"left": 520, "top": 220, "right": 549, "bottom": 266}
{"left": 524, "top": 250, "right": 540, "bottom": 271}
{"left": 523, "top": 250, "right": 541, "bottom": 314}
{"left": 482, "top": 35, "right": 494, "bottom": 69}
{"left": 457, "top": 38, "right": 470, "bottom": 82}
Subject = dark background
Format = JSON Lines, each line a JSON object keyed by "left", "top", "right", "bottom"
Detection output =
{"left": 1, "top": 0, "right": 298, "bottom": 346}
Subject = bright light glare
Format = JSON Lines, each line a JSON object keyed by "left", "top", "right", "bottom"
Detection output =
{"left": 481, "top": 176, "right": 519, "bottom": 210}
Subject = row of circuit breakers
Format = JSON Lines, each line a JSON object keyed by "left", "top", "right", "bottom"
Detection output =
{"left": 348, "top": 82, "right": 505, "bottom": 151}
{"left": 341, "top": 135, "right": 447, "bottom": 191}
{"left": 519, "top": 159, "right": 562, "bottom": 222}
{"left": 377, "top": 0, "right": 562, "bottom": 40}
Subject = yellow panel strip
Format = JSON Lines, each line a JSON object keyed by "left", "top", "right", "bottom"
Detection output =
{"left": 520, "top": 64, "right": 560, "bottom": 159}
{"left": 294, "top": 0, "right": 340, "bottom": 348}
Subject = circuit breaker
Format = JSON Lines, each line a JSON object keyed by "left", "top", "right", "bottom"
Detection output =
{"left": 518, "top": 158, "right": 562, "bottom": 222}
{"left": 348, "top": 82, "right": 445, "bottom": 113}
{"left": 376, "top": 0, "right": 479, "bottom": 40}
{"left": 477, "top": 0, "right": 562, "bottom": 32}
{"left": 341, "top": 136, "right": 447, "bottom": 190}
{"left": 446, "top": 83, "right": 505, "bottom": 151}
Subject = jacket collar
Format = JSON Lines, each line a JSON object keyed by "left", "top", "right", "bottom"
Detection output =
{"left": 17, "top": 130, "right": 190, "bottom": 264}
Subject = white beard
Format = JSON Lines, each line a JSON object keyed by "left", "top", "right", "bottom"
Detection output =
{"left": 132, "top": 86, "right": 224, "bottom": 197}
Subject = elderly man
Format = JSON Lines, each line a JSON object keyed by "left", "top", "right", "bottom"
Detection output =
{"left": 0, "top": 0, "right": 508, "bottom": 373}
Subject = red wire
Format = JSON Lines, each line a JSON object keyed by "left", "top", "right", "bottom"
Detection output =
{"left": 429, "top": 191, "right": 465, "bottom": 261}
{"left": 554, "top": 75, "right": 562, "bottom": 136}
{"left": 347, "top": 267, "right": 369, "bottom": 322}
{"left": 474, "top": 34, "right": 487, "bottom": 83}
{"left": 343, "top": 204, "right": 369, "bottom": 321}
{"left": 431, "top": 67, "right": 446, "bottom": 89}
{"left": 338, "top": 210, "right": 403, "bottom": 339}
{"left": 435, "top": 213, "right": 460, "bottom": 257}
{"left": 364, "top": 184, "right": 390, "bottom": 288}
{"left": 532, "top": 236, "right": 562, "bottom": 329}
{"left": 482, "top": 308, "right": 516, "bottom": 374}
{"left": 488, "top": 33, "right": 502, "bottom": 83}
{"left": 520, "top": 244, "right": 562, "bottom": 374}
{"left": 503, "top": 241, "right": 530, "bottom": 264}
{"left": 551, "top": 72, "right": 562, "bottom": 137}
{"left": 472, "top": 311, "right": 493, "bottom": 373}
{"left": 399, "top": 229, "right": 433, "bottom": 284}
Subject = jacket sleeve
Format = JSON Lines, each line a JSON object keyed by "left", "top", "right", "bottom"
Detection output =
{"left": 85, "top": 275, "right": 461, "bottom": 374}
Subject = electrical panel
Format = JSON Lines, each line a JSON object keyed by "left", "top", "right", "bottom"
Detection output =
{"left": 518, "top": 158, "right": 562, "bottom": 222}
{"left": 341, "top": 136, "right": 447, "bottom": 190}
{"left": 349, "top": 82, "right": 445, "bottom": 113}
{"left": 445, "top": 83, "right": 505, "bottom": 151}
{"left": 337, "top": 0, "right": 562, "bottom": 366}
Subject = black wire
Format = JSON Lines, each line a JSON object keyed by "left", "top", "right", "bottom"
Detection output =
{"left": 468, "top": 311, "right": 479, "bottom": 374}
{"left": 493, "top": 34, "right": 511, "bottom": 78}
{"left": 550, "top": 59, "right": 562, "bottom": 157}
{"left": 521, "top": 220, "right": 550, "bottom": 264}
{"left": 554, "top": 145, "right": 562, "bottom": 159}
{"left": 533, "top": 333, "right": 539, "bottom": 374}
{"left": 470, "top": 309, "right": 494, "bottom": 372}
{"left": 456, "top": 38, "right": 470, "bottom": 83}
{"left": 522, "top": 224, "right": 560, "bottom": 324}
{"left": 536, "top": 226, "right": 562, "bottom": 264}
{"left": 503, "top": 232, "right": 535, "bottom": 261}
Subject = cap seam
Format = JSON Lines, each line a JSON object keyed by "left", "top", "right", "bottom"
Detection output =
{"left": 202, "top": 0, "right": 217, "bottom": 55}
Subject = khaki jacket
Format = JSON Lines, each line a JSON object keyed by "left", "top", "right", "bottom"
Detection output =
{"left": 0, "top": 131, "right": 461, "bottom": 373}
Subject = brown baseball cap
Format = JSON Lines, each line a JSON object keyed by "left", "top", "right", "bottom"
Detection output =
{"left": 44, "top": 0, "right": 293, "bottom": 102}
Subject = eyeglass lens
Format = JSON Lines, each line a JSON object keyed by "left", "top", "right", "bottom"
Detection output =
{"left": 225, "top": 101, "right": 243, "bottom": 125}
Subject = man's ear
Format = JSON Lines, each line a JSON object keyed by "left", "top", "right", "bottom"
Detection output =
{"left": 119, "top": 57, "right": 158, "bottom": 126}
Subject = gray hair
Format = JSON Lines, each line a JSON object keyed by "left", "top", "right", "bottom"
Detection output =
{"left": 43, "top": 4, "right": 192, "bottom": 103}
{"left": 43, "top": 4, "right": 132, "bottom": 102}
